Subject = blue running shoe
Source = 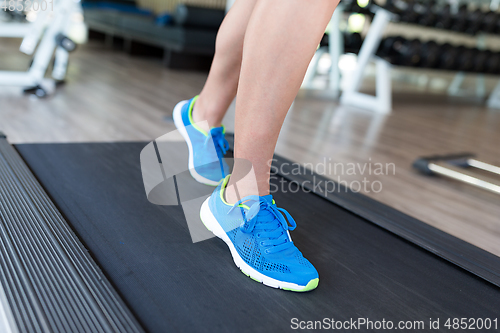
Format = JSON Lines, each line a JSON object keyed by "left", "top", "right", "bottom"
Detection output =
{"left": 173, "top": 96, "right": 230, "bottom": 186}
{"left": 200, "top": 175, "right": 319, "bottom": 292}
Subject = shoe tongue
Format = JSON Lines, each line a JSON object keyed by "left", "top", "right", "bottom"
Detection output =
{"left": 210, "top": 126, "right": 224, "bottom": 137}
{"left": 256, "top": 195, "right": 275, "bottom": 221}
{"left": 260, "top": 195, "right": 273, "bottom": 205}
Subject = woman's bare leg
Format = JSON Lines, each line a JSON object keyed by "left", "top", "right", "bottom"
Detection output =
{"left": 225, "top": 0, "right": 339, "bottom": 203}
{"left": 192, "top": 0, "right": 258, "bottom": 128}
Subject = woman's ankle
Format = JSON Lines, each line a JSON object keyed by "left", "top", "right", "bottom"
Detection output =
{"left": 192, "top": 97, "right": 222, "bottom": 129}
{"left": 224, "top": 174, "right": 266, "bottom": 204}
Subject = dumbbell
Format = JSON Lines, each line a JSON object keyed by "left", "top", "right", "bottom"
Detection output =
{"left": 466, "top": 9, "right": 486, "bottom": 35}
{"left": 377, "top": 36, "right": 406, "bottom": 64}
{"left": 494, "top": 14, "right": 500, "bottom": 34}
{"left": 455, "top": 46, "right": 476, "bottom": 72}
{"left": 399, "top": 0, "right": 421, "bottom": 23}
{"left": 344, "top": 32, "right": 363, "bottom": 53}
{"left": 384, "top": 0, "right": 407, "bottom": 19}
{"left": 377, "top": 36, "right": 422, "bottom": 67}
{"left": 419, "top": 41, "right": 440, "bottom": 68}
{"left": 56, "top": 34, "right": 77, "bottom": 53}
{"left": 485, "top": 51, "right": 500, "bottom": 74}
{"left": 319, "top": 32, "right": 363, "bottom": 53}
{"left": 417, "top": 1, "right": 438, "bottom": 27}
{"left": 438, "top": 43, "right": 459, "bottom": 70}
{"left": 398, "top": 38, "right": 422, "bottom": 67}
{"left": 450, "top": 4, "right": 469, "bottom": 32}
{"left": 471, "top": 49, "right": 489, "bottom": 73}
{"left": 482, "top": 12, "right": 499, "bottom": 33}
{"left": 435, "top": 4, "right": 454, "bottom": 30}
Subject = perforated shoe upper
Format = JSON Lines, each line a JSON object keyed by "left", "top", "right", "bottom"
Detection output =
{"left": 208, "top": 176, "right": 318, "bottom": 286}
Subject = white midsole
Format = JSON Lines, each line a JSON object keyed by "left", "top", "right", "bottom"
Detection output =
{"left": 200, "top": 198, "right": 309, "bottom": 291}
{"left": 172, "top": 100, "right": 219, "bottom": 186}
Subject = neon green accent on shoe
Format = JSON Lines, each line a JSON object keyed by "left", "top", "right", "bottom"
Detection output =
{"left": 219, "top": 175, "right": 250, "bottom": 210}
{"left": 187, "top": 95, "right": 208, "bottom": 136}
{"left": 283, "top": 278, "right": 319, "bottom": 292}
{"left": 249, "top": 275, "right": 261, "bottom": 283}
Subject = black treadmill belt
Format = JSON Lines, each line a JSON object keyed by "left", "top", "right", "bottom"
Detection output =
{"left": 16, "top": 142, "right": 500, "bottom": 333}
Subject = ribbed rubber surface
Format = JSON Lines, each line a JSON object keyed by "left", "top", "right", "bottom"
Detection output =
{"left": 0, "top": 137, "right": 144, "bottom": 333}
{"left": 16, "top": 141, "right": 500, "bottom": 333}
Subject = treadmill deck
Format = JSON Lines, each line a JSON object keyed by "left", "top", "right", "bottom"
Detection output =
{"left": 14, "top": 141, "right": 500, "bottom": 333}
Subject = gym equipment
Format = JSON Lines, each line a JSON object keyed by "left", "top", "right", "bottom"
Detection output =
{"left": 0, "top": 9, "right": 26, "bottom": 22}
{"left": 302, "top": 2, "right": 344, "bottom": 96}
{"left": 455, "top": 46, "right": 475, "bottom": 72}
{"left": 414, "top": 153, "right": 500, "bottom": 195}
{"left": 397, "top": 38, "right": 422, "bottom": 67}
{"left": 321, "top": 32, "right": 362, "bottom": 54}
{"left": 1, "top": 135, "right": 499, "bottom": 332}
{"left": 377, "top": 36, "right": 421, "bottom": 67}
{"left": 482, "top": 11, "right": 499, "bottom": 33}
{"left": 174, "top": 5, "right": 225, "bottom": 29}
{"left": 436, "top": 43, "right": 456, "bottom": 71}
{"left": 485, "top": 51, "right": 500, "bottom": 74}
{"left": 419, "top": 40, "right": 440, "bottom": 68}
{"left": 398, "top": 0, "right": 423, "bottom": 24}
{"left": 376, "top": 36, "right": 404, "bottom": 63}
{"left": 381, "top": 0, "right": 500, "bottom": 36}
{"left": 0, "top": 0, "right": 82, "bottom": 96}
{"left": 344, "top": 32, "right": 363, "bottom": 54}
{"left": 383, "top": 0, "right": 406, "bottom": 19}
{"left": 435, "top": 4, "right": 454, "bottom": 30}
{"left": 450, "top": 4, "right": 469, "bottom": 33}
{"left": 416, "top": 0, "right": 438, "bottom": 27}
{"left": 84, "top": 3, "right": 222, "bottom": 70}
{"left": 340, "top": 5, "right": 500, "bottom": 113}
{"left": 377, "top": 35, "right": 500, "bottom": 74}
{"left": 341, "top": 7, "right": 393, "bottom": 114}
{"left": 472, "top": 49, "right": 489, "bottom": 73}
{"left": 466, "top": 9, "right": 486, "bottom": 35}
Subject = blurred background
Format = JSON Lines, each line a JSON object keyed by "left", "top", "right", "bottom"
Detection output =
{"left": 0, "top": 0, "right": 499, "bottom": 258}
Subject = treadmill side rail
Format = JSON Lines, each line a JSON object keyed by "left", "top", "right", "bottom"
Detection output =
{"left": 0, "top": 136, "right": 144, "bottom": 333}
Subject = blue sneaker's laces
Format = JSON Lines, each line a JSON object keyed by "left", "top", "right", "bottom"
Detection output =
{"left": 228, "top": 196, "right": 297, "bottom": 254}
{"left": 205, "top": 127, "right": 229, "bottom": 176}
{"left": 207, "top": 127, "right": 229, "bottom": 156}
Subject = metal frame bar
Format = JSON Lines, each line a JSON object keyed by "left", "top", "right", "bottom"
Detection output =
{"left": 428, "top": 163, "right": 500, "bottom": 195}
{"left": 302, "top": 4, "right": 344, "bottom": 96}
{"left": 340, "top": 8, "right": 393, "bottom": 114}
{"left": 413, "top": 153, "right": 500, "bottom": 195}
{"left": 328, "top": 3, "right": 344, "bottom": 96}
{"left": 468, "top": 159, "right": 500, "bottom": 176}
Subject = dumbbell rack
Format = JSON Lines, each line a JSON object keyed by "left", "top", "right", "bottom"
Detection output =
{"left": 339, "top": 1, "right": 500, "bottom": 113}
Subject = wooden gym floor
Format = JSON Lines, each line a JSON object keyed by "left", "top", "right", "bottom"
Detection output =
{"left": 1, "top": 39, "right": 499, "bottom": 257}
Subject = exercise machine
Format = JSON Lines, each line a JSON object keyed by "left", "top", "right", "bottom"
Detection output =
{"left": 0, "top": 0, "right": 83, "bottom": 97}
{"left": 0, "top": 131, "right": 499, "bottom": 332}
